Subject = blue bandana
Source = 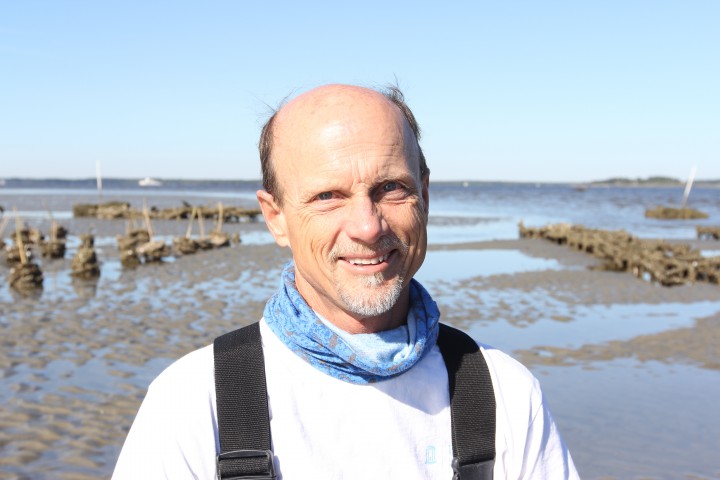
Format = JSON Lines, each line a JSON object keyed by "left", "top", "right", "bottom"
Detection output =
{"left": 263, "top": 262, "right": 440, "bottom": 384}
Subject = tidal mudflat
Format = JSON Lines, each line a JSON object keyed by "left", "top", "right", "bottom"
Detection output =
{"left": 2, "top": 186, "right": 720, "bottom": 479}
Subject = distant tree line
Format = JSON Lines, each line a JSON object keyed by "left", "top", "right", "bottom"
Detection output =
{"left": 592, "top": 176, "right": 680, "bottom": 185}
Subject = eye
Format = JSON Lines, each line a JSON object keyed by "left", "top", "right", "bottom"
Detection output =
{"left": 316, "top": 191, "right": 334, "bottom": 201}
{"left": 382, "top": 182, "right": 399, "bottom": 192}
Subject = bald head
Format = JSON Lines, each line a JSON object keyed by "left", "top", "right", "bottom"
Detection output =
{"left": 259, "top": 84, "right": 428, "bottom": 204}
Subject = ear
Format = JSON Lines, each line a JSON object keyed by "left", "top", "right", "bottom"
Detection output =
{"left": 421, "top": 173, "right": 430, "bottom": 217}
{"left": 256, "top": 190, "right": 290, "bottom": 248}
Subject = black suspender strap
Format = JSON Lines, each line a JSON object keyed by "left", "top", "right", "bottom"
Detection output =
{"left": 214, "top": 322, "right": 276, "bottom": 479}
{"left": 438, "top": 323, "right": 496, "bottom": 480}
{"left": 213, "top": 322, "right": 495, "bottom": 480}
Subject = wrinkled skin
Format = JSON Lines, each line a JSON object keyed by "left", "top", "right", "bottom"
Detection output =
{"left": 257, "top": 85, "right": 429, "bottom": 334}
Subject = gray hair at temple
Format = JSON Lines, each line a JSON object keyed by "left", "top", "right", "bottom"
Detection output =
{"left": 258, "top": 85, "right": 429, "bottom": 205}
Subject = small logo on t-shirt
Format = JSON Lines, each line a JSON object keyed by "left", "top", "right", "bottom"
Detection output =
{"left": 425, "top": 444, "right": 452, "bottom": 465}
{"left": 425, "top": 446, "right": 436, "bottom": 464}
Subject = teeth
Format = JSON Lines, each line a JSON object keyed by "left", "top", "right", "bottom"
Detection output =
{"left": 349, "top": 254, "right": 388, "bottom": 265}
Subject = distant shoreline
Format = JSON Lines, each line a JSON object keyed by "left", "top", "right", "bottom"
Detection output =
{"left": 1, "top": 177, "right": 719, "bottom": 189}
{"left": 0, "top": 178, "right": 264, "bottom": 191}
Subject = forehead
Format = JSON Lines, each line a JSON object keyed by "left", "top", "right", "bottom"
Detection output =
{"left": 276, "top": 86, "right": 408, "bottom": 143}
{"left": 271, "top": 87, "right": 419, "bottom": 187}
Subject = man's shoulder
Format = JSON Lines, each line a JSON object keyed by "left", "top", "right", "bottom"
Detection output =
{"left": 476, "top": 342, "right": 542, "bottom": 395}
{"left": 150, "top": 322, "right": 271, "bottom": 395}
{"left": 113, "top": 343, "right": 219, "bottom": 479}
{"left": 478, "top": 342, "right": 532, "bottom": 371}
{"left": 470, "top": 342, "right": 553, "bottom": 433}
{"left": 148, "top": 343, "right": 215, "bottom": 394}
{"left": 435, "top": 325, "right": 542, "bottom": 397}
{"left": 439, "top": 324, "right": 537, "bottom": 386}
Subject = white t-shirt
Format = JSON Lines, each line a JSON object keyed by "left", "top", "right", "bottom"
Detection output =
{"left": 113, "top": 320, "right": 579, "bottom": 479}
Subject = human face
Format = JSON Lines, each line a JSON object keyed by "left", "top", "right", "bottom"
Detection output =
{"left": 258, "top": 88, "right": 429, "bottom": 333}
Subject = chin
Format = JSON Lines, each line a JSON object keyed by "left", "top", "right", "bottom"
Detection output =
{"left": 338, "top": 276, "right": 404, "bottom": 318}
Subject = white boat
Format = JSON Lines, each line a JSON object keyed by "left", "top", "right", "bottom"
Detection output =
{"left": 139, "top": 177, "right": 162, "bottom": 187}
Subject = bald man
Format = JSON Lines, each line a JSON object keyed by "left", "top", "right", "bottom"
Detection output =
{"left": 113, "top": 85, "right": 579, "bottom": 479}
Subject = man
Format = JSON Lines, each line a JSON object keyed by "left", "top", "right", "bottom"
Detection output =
{"left": 113, "top": 84, "right": 579, "bottom": 479}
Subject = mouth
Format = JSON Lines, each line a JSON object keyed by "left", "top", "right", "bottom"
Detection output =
{"left": 332, "top": 237, "right": 406, "bottom": 272}
{"left": 344, "top": 252, "right": 391, "bottom": 266}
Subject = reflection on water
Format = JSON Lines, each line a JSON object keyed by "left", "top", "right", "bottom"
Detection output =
{"left": 417, "top": 249, "right": 562, "bottom": 283}
{"left": 71, "top": 277, "right": 99, "bottom": 299}
{"left": 10, "top": 210, "right": 74, "bottom": 220}
{"left": 538, "top": 360, "right": 720, "bottom": 480}
{"left": 235, "top": 230, "right": 275, "bottom": 245}
{"left": 427, "top": 220, "right": 518, "bottom": 244}
{"left": 466, "top": 300, "right": 720, "bottom": 352}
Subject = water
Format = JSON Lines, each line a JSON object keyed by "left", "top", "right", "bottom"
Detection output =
{"left": 1, "top": 182, "right": 720, "bottom": 479}
{"left": 417, "top": 249, "right": 563, "bottom": 282}
{"left": 3, "top": 182, "right": 720, "bottom": 242}
{"left": 427, "top": 182, "right": 720, "bottom": 241}
{"left": 540, "top": 360, "right": 720, "bottom": 479}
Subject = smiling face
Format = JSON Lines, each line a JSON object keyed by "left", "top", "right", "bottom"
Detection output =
{"left": 257, "top": 85, "right": 429, "bottom": 333}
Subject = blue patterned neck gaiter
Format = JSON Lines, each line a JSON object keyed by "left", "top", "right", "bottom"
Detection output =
{"left": 263, "top": 262, "right": 440, "bottom": 384}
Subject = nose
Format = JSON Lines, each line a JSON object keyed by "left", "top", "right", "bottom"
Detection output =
{"left": 345, "top": 194, "right": 384, "bottom": 244}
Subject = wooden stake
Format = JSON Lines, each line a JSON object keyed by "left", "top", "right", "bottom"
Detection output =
{"left": 45, "top": 206, "right": 57, "bottom": 242}
{"left": 0, "top": 215, "right": 10, "bottom": 237}
{"left": 186, "top": 207, "right": 197, "bottom": 238}
{"left": 143, "top": 204, "right": 154, "bottom": 240}
{"left": 216, "top": 202, "right": 224, "bottom": 234}
{"left": 14, "top": 209, "right": 28, "bottom": 265}
{"left": 198, "top": 207, "right": 206, "bottom": 239}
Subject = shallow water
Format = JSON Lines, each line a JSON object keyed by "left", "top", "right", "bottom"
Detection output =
{"left": 428, "top": 183, "right": 720, "bottom": 240}
{"left": 539, "top": 360, "right": 720, "bottom": 480}
{"left": 417, "top": 249, "right": 564, "bottom": 282}
{"left": 416, "top": 249, "right": 720, "bottom": 348}
{"left": 3, "top": 182, "right": 720, "bottom": 242}
{"left": 467, "top": 300, "right": 719, "bottom": 352}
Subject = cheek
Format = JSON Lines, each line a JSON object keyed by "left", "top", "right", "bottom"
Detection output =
{"left": 292, "top": 214, "right": 338, "bottom": 259}
{"left": 393, "top": 203, "right": 427, "bottom": 237}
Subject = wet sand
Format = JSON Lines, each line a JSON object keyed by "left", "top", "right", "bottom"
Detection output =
{"left": 1, "top": 217, "right": 720, "bottom": 479}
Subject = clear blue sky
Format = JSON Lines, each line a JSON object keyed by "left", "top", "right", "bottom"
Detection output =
{"left": 1, "top": 1, "right": 718, "bottom": 182}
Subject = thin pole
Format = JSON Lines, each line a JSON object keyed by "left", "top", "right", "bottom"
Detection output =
{"left": 681, "top": 166, "right": 697, "bottom": 209}
{"left": 96, "top": 160, "right": 103, "bottom": 200}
